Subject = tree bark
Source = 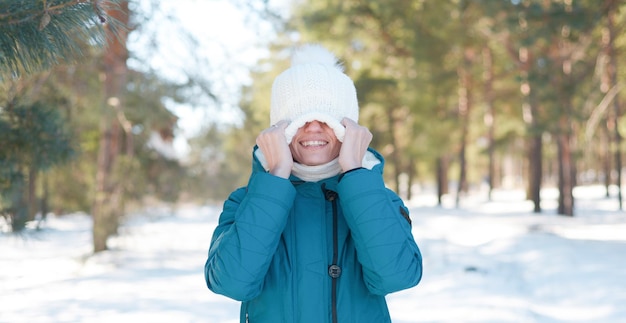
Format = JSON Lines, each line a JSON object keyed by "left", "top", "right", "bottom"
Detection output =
{"left": 603, "top": 124, "right": 611, "bottom": 197}
{"left": 436, "top": 156, "right": 449, "bottom": 206}
{"left": 528, "top": 134, "right": 542, "bottom": 213}
{"left": 554, "top": 24, "right": 577, "bottom": 216}
{"left": 92, "top": 1, "right": 130, "bottom": 253}
{"left": 557, "top": 122, "right": 575, "bottom": 216}
{"left": 605, "top": 2, "right": 623, "bottom": 209}
{"left": 518, "top": 43, "right": 542, "bottom": 213}
{"left": 483, "top": 47, "right": 496, "bottom": 201}
{"left": 455, "top": 49, "right": 473, "bottom": 208}
{"left": 407, "top": 156, "right": 416, "bottom": 201}
{"left": 386, "top": 105, "right": 402, "bottom": 194}
{"left": 27, "top": 166, "right": 37, "bottom": 222}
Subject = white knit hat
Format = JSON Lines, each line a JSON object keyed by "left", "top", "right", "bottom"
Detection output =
{"left": 270, "top": 44, "right": 359, "bottom": 144}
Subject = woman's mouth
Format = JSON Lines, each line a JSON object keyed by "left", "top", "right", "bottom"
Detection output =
{"left": 300, "top": 140, "right": 328, "bottom": 147}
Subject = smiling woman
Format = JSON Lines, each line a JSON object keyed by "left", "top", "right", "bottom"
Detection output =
{"left": 204, "top": 44, "right": 423, "bottom": 323}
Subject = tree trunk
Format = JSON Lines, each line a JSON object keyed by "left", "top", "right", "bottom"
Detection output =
{"left": 92, "top": 1, "right": 130, "bottom": 253}
{"left": 557, "top": 135, "right": 575, "bottom": 216}
{"left": 455, "top": 49, "right": 473, "bottom": 208}
{"left": 37, "top": 172, "right": 49, "bottom": 230}
{"left": 556, "top": 127, "right": 575, "bottom": 216}
{"left": 605, "top": 3, "right": 623, "bottom": 209}
{"left": 529, "top": 134, "right": 542, "bottom": 213}
{"left": 406, "top": 156, "right": 416, "bottom": 201}
{"left": 518, "top": 43, "right": 542, "bottom": 213}
{"left": 603, "top": 124, "right": 611, "bottom": 198}
{"left": 10, "top": 173, "right": 28, "bottom": 232}
{"left": 27, "top": 166, "right": 37, "bottom": 222}
{"left": 386, "top": 106, "right": 402, "bottom": 194}
{"left": 436, "top": 156, "right": 449, "bottom": 206}
{"left": 456, "top": 143, "right": 468, "bottom": 207}
{"left": 483, "top": 47, "right": 496, "bottom": 201}
{"left": 554, "top": 27, "right": 576, "bottom": 216}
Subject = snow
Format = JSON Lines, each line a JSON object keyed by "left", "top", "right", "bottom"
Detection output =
{"left": 1, "top": 185, "right": 625, "bottom": 323}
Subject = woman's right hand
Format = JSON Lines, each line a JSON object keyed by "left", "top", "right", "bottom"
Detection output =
{"left": 256, "top": 120, "right": 293, "bottom": 179}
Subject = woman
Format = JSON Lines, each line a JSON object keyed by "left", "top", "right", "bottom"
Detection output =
{"left": 205, "top": 44, "right": 422, "bottom": 323}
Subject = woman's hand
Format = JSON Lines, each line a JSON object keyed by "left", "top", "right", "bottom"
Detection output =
{"left": 256, "top": 120, "right": 293, "bottom": 179}
{"left": 339, "top": 118, "right": 372, "bottom": 172}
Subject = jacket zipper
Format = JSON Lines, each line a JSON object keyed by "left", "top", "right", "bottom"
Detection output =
{"left": 323, "top": 184, "right": 341, "bottom": 323}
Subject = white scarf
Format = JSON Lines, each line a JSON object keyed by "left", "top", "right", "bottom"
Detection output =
{"left": 255, "top": 149, "right": 381, "bottom": 182}
{"left": 291, "top": 158, "right": 343, "bottom": 182}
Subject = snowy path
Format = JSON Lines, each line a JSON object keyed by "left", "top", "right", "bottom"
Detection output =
{"left": 1, "top": 186, "right": 625, "bottom": 322}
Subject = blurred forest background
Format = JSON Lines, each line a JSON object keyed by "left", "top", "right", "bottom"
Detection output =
{"left": 1, "top": 0, "right": 625, "bottom": 253}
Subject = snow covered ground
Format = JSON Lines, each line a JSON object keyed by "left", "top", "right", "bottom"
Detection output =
{"left": 1, "top": 185, "right": 625, "bottom": 323}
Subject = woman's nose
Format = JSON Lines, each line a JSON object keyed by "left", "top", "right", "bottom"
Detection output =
{"left": 303, "top": 120, "right": 324, "bottom": 132}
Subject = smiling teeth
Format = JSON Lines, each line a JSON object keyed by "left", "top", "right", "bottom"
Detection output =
{"left": 302, "top": 141, "right": 327, "bottom": 147}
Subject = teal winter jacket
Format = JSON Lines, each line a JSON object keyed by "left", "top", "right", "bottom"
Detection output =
{"left": 205, "top": 147, "right": 422, "bottom": 322}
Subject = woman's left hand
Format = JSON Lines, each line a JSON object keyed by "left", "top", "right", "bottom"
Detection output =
{"left": 338, "top": 118, "right": 372, "bottom": 172}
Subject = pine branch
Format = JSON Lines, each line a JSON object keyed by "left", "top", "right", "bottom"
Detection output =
{"left": 0, "top": 0, "right": 122, "bottom": 78}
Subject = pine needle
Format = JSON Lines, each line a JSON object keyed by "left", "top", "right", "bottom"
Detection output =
{"left": 0, "top": 0, "right": 123, "bottom": 78}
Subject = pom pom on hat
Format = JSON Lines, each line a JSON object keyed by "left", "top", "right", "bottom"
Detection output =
{"left": 291, "top": 44, "right": 344, "bottom": 71}
{"left": 270, "top": 44, "right": 359, "bottom": 143}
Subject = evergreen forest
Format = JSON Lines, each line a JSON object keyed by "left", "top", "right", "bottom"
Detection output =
{"left": 1, "top": 0, "right": 625, "bottom": 252}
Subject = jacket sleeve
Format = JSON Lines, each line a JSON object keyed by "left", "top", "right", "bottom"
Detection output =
{"left": 204, "top": 172, "right": 296, "bottom": 301}
{"left": 337, "top": 168, "right": 422, "bottom": 295}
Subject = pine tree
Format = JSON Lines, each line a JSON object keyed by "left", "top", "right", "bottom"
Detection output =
{"left": 0, "top": 0, "right": 118, "bottom": 77}
{"left": 1, "top": 1, "right": 118, "bottom": 231}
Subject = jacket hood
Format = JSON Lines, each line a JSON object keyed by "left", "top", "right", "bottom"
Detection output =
{"left": 251, "top": 146, "right": 385, "bottom": 182}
